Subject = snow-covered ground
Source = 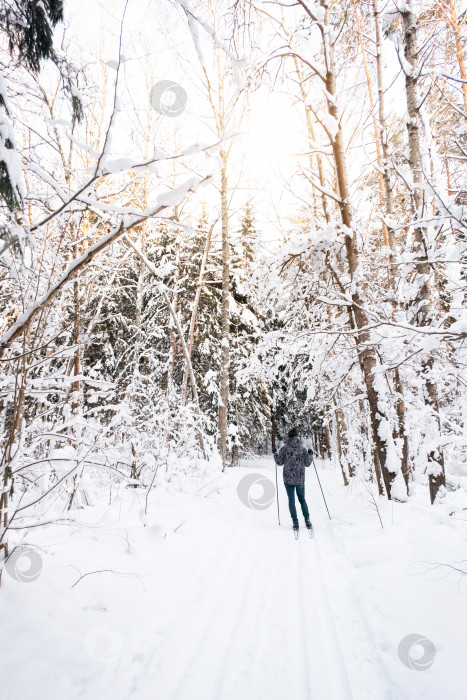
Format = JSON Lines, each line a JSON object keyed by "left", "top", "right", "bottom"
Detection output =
{"left": 1, "top": 457, "right": 466, "bottom": 700}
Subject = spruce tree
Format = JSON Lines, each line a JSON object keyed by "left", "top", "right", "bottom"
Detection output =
{"left": 2, "top": 0, "right": 63, "bottom": 72}
{"left": 0, "top": 0, "right": 64, "bottom": 211}
{"left": 232, "top": 202, "right": 258, "bottom": 283}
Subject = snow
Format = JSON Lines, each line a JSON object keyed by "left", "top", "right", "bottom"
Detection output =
{"left": 317, "top": 296, "right": 352, "bottom": 307}
{"left": 321, "top": 114, "right": 339, "bottom": 141}
{"left": 240, "top": 306, "right": 257, "bottom": 327}
{"left": 102, "top": 157, "right": 136, "bottom": 174}
{"left": 1, "top": 457, "right": 466, "bottom": 700}
{"left": 0, "top": 73, "right": 25, "bottom": 205}
{"left": 229, "top": 293, "right": 239, "bottom": 313}
{"left": 311, "top": 4, "right": 325, "bottom": 23}
{"left": 395, "top": 36, "right": 416, "bottom": 78}
{"left": 27, "top": 163, "right": 68, "bottom": 202}
{"left": 156, "top": 177, "right": 200, "bottom": 208}
{"left": 175, "top": 0, "right": 238, "bottom": 65}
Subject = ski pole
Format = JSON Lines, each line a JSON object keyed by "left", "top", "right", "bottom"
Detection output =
{"left": 275, "top": 462, "right": 281, "bottom": 525}
{"left": 312, "top": 455, "right": 331, "bottom": 520}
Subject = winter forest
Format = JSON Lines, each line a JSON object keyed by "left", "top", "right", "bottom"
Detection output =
{"left": 1, "top": 0, "right": 466, "bottom": 698}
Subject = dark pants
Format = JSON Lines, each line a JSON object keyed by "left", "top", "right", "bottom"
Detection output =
{"left": 285, "top": 484, "right": 309, "bottom": 524}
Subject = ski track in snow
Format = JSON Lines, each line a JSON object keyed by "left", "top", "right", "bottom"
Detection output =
{"left": 123, "top": 458, "right": 384, "bottom": 700}
{"left": 2, "top": 457, "right": 416, "bottom": 700}
{"left": 305, "top": 485, "right": 393, "bottom": 700}
{"left": 142, "top": 528, "right": 352, "bottom": 700}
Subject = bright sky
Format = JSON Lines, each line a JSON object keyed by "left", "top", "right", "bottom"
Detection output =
{"left": 59, "top": 0, "right": 308, "bottom": 243}
{"left": 59, "top": 0, "right": 408, "bottom": 246}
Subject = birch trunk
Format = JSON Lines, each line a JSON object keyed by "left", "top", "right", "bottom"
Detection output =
{"left": 372, "top": 0, "right": 410, "bottom": 489}
{"left": 333, "top": 401, "right": 349, "bottom": 487}
{"left": 399, "top": 1, "right": 446, "bottom": 502}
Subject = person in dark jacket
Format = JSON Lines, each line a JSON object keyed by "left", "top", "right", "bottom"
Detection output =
{"left": 273, "top": 427, "right": 313, "bottom": 531}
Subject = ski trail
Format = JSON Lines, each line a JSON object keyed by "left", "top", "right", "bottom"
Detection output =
{"left": 149, "top": 532, "right": 228, "bottom": 642}
{"left": 127, "top": 459, "right": 392, "bottom": 700}
{"left": 298, "top": 535, "right": 353, "bottom": 699}
{"left": 307, "top": 462, "right": 394, "bottom": 700}
{"left": 208, "top": 528, "right": 280, "bottom": 700}
{"left": 141, "top": 530, "right": 248, "bottom": 698}
{"left": 293, "top": 531, "right": 313, "bottom": 698}
{"left": 167, "top": 533, "right": 262, "bottom": 700}
{"left": 213, "top": 522, "right": 310, "bottom": 700}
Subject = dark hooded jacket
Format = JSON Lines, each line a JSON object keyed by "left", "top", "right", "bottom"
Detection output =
{"left": 273, "top": 436, "right": 312, "bottom": 486}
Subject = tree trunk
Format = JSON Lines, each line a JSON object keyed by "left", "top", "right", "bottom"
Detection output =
{"left": 334, "top": 405, "right": 349, "bottom": 487}
{"left": 181, "top": 218, "right": 216, "bottom": 406}
{"left": 446, "top": 0, "right": 467, "bottom": 117}
{"left": 399, "top": 1, "right": 446, "bottom": 502}
{"left": 316, "top": 0, "right": 398, "bottom": 498}
{"left": 72, "top": 274, "right": 81, "bottom": 415}
{"left": 372, "top": 0, "right": 410, "bottom": 491}
{"left": 0, "top": 329, "right": 30, "bottom": 576}
{"left": 130, "top": 249, "right": 146, "bottom": 482}
{"left": 371, "top": 440, "right": 385, "bottom": 497}
{"left": 218, "top": 148, "right": 230, "bottom": 471}
{"left": 168, "top": 237, "right": 181, "bottom": 395}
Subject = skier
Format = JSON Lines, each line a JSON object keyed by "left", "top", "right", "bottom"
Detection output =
{"left": 273, "top": 427, "right": 313, "bottom": 534}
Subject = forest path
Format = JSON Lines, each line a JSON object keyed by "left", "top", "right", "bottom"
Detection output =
{"left": 130, "top": 457, "right": 390, "bottom": 700}
{"left": 1, "top": 457, "right": 396, "bottom": 700}
{"left": 3, "top": 457, "right": 464, "bottom": 700}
